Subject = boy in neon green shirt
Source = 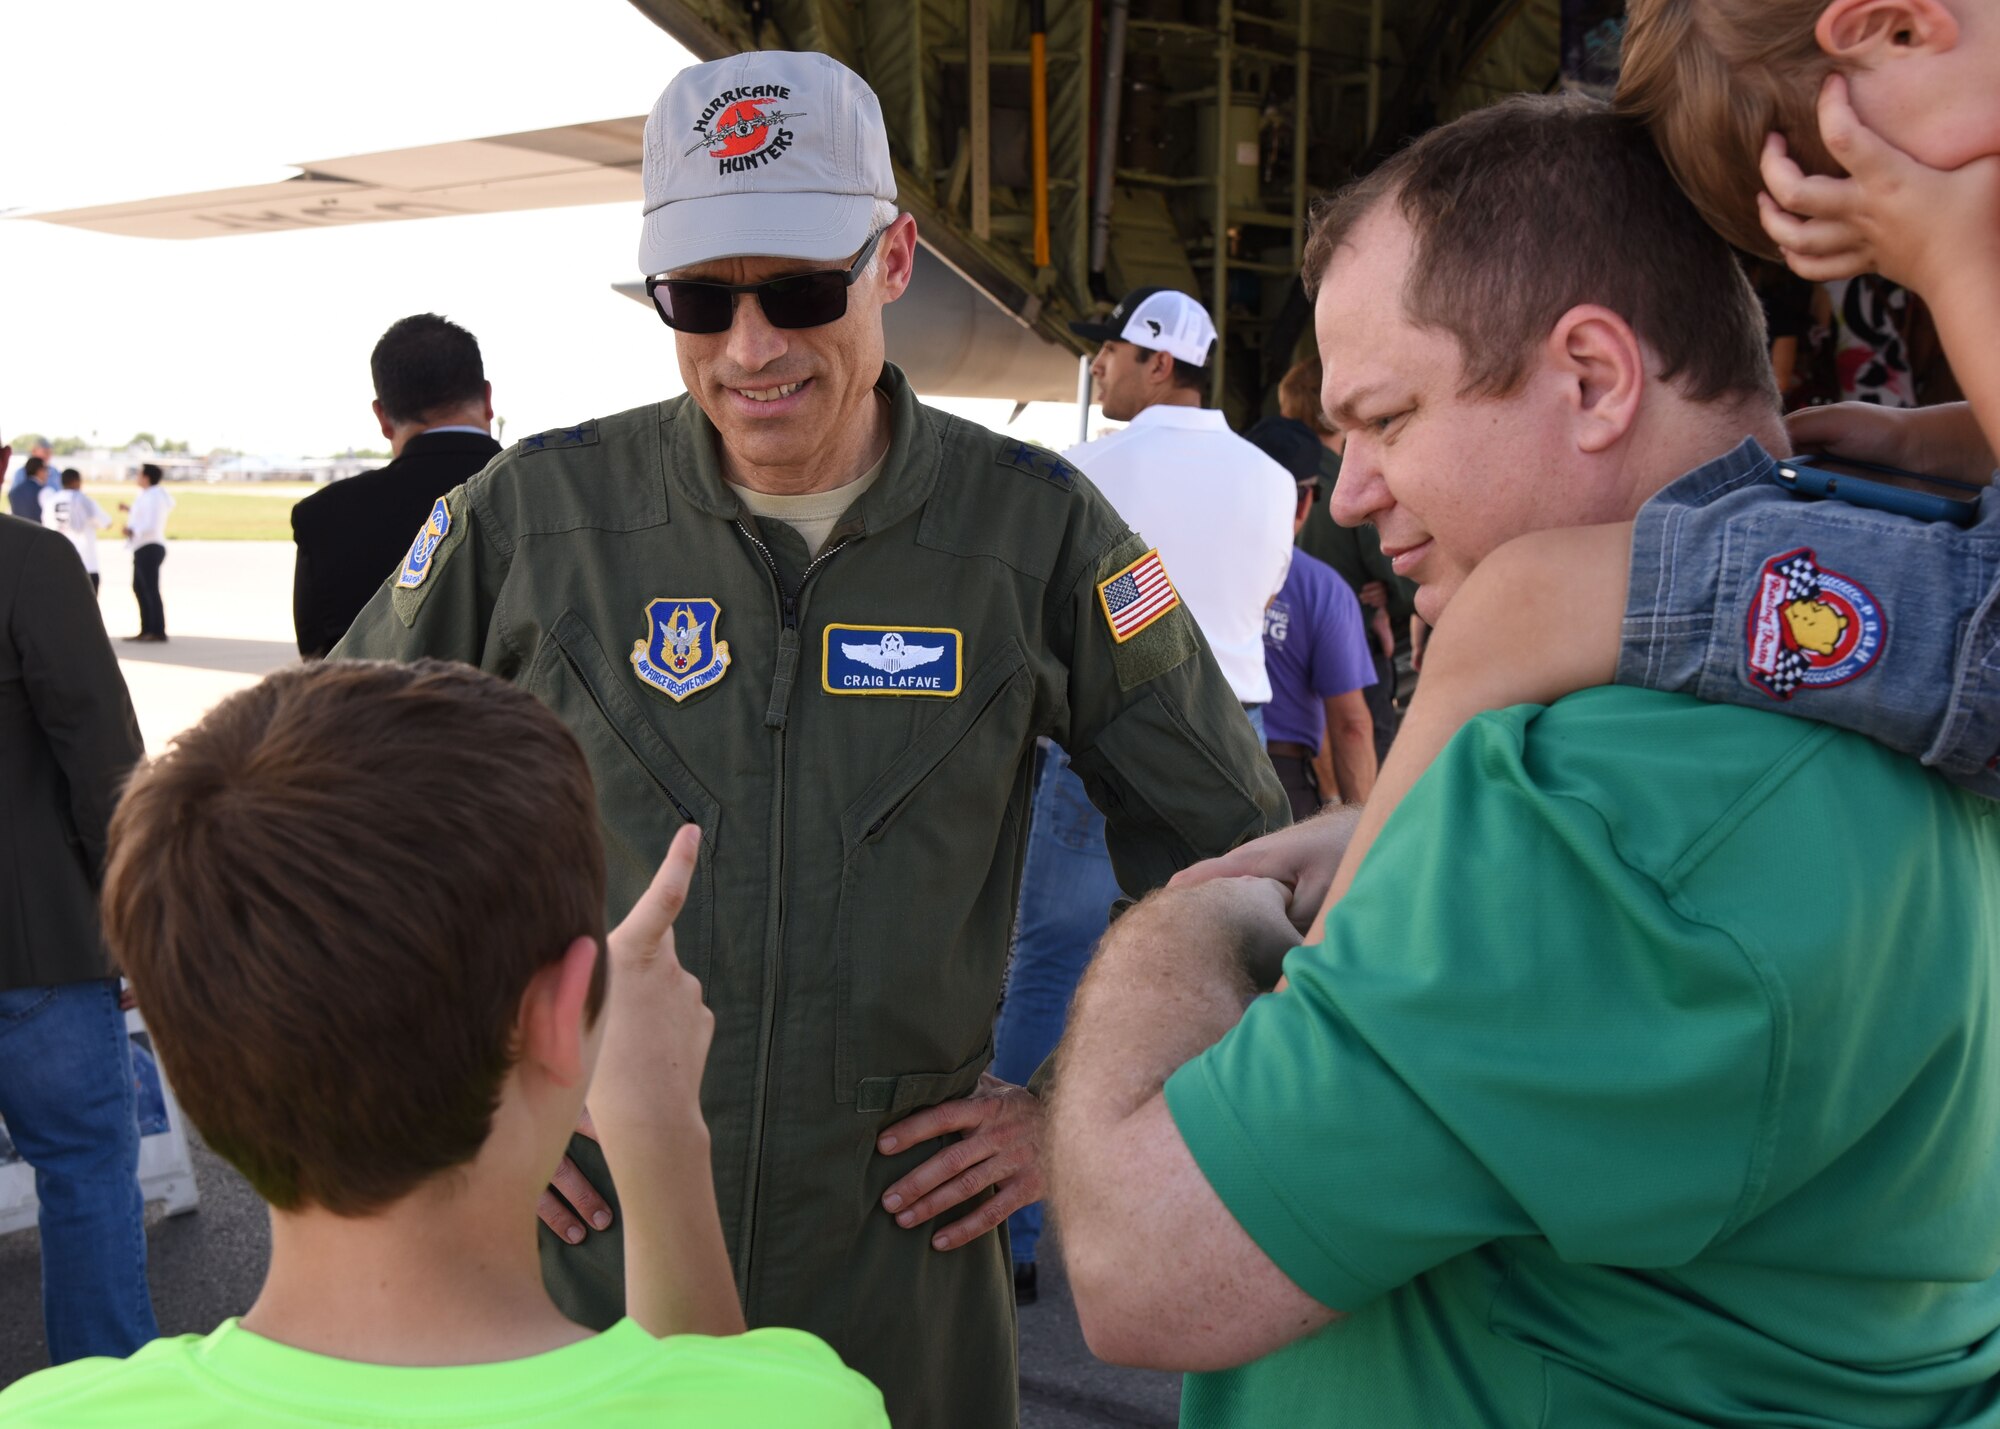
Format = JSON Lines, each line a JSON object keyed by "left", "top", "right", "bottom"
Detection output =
{"left": 0, "top": 659, "right": 886, "bottom": 1427}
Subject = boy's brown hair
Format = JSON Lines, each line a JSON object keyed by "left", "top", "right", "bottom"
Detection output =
{"left": 102, "top": 659, "right": 608, "bottom": 1216}
{"left": 1301, "top": 93, "right": 1774, "bottom": 408}
{"left": 1615, "top": 0, "right": 1838, "bottom": 259}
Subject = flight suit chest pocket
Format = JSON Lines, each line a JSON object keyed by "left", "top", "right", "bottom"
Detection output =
{"left": 529, "top": 611, "right": 720, "bottom": 984}
{"left": 833, "top": 641, "right": 1033, "bottom": 1102}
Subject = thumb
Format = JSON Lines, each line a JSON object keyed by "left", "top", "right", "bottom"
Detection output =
{"left": 613, "top": 824, "right": 703, "bottom": 957}
{"left": 1817, "top": 72, "right": 1898, "bottom": 179}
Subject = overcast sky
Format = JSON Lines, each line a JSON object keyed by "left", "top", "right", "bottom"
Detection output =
{"left": 0, "top": 0, "right": 1081, "bottom": 456}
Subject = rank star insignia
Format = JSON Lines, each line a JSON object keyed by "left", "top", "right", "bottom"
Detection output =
{"left": 632, "top": 598, "right": 732, "bottom": 702}
{"left": 997, "top": 441, "right": 1075, "bottom": 490}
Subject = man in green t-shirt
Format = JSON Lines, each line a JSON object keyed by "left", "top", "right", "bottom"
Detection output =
{"left": 0, "top": 660, "right": 885, "bottom": 1428}
{"left": 1045, "top": 96, "right": 2000, "bottom": 1428}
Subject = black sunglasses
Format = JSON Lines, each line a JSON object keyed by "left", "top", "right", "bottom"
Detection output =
{"left": 646, "top": 229, "right": 884, "bottom": 334}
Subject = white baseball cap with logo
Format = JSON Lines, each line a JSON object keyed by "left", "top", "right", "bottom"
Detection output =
{"left": 1069, "top": 287, "right": 1217, "bottom": 368}
{"left": 639, "top": 51, "right": 899, "bottom": 276}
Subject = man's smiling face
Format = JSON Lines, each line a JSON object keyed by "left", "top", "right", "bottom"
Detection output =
{"left": 1318, "top": 206, "right": 1621, "bottom": 625}
{"left": 672, "top": 214, "right": 914, "bottom": 474}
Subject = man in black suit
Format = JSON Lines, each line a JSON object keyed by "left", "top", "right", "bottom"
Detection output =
{"left": 0, "top": 513, "right": 157, "bottom": 1364}
{"left": 290, "top": 314, "right": 503, "bottom": 658}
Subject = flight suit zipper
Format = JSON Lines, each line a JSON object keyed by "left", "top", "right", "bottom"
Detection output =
{"left": 731, "top": 517, "right": 849, "bottom": 1309}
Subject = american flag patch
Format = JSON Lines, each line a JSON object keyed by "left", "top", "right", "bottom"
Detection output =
{"left": 1097, "top": 548, "right": 1181, "bottom": 643}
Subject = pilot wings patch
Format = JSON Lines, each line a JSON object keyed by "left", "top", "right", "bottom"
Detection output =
{"left": 823, "top": 625, "right": 963, "bottom": 697}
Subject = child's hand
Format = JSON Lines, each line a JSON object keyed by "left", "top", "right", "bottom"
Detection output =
{"left": 589, "top": 825, "right": 712, "bottom": 1143}
{"left": 1789, "top": 402, "right": 1996, "bottom": 487}
{"left": 1757, "top": 74, "right": 2000, "bottom": 299}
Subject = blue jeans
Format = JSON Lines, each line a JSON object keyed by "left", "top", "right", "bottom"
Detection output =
{"left": 0, "top": 978, "right": 157, "bottom": 1364}
{"left": 1621, "top": 438, "right": 2000, "bottom": 798}
{"left": 995, "top": 707, "right": 1265, "bottom": 1266}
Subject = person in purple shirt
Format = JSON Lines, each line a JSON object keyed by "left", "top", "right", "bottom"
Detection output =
{"left": 1247, "top": 418, "right": 1379, "bottom": 818}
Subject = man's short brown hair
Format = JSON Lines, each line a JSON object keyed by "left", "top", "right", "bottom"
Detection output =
{"left": 1616, "top": 0, "right": 1837, "bottom": 259}
{"left": 103, "top": 659, "right": 608, "bottom": 1216}
{"left": 1302, "top": 93, "right": 1775, "bottom": 409}
{"left": 1278, "top": 357, "right": 1333, "bottom": 437}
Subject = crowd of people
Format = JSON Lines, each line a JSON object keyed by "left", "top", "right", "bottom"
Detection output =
{"left": 2, "top": 0, "right": 1998, "bottom": 1423}
{"left": 5, "top": 451, "right": 174, "bottom": 636}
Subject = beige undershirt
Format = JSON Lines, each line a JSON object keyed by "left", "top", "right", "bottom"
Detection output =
{"left": 730, "top": 448, "right": 888, "bottom": 558}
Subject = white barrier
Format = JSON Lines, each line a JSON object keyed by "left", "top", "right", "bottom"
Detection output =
{"left": 0, "top": 1008, "right": 200, "bottom": 1237}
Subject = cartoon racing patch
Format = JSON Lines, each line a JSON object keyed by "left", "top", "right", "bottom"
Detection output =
{"left": 823, "top": 625, "right": 963, "bottom": 696}
{"left": 1746, "top": 547, "right": 1885, "bottom": 698}
{"left": 631, "top": 598, "right": 732, "bottom": 702}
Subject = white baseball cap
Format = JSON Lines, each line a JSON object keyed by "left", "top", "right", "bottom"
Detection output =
{"left": 1070, "top": 287, "right": 1217, "bottom": 368}
{"left": 639, "top": 51, "right": 899, "bottom": 276}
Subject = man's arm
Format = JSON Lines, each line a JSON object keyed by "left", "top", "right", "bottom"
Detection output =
{"left": 17, "top": 532, "right": 144, "bottom": 879}
{"left": 871, "top": 528, "right": 1289, "bottom": 1252}
{"left": 1049, "top": 878, "right": 1339, "bottom": 1370}
{"left": 291, "top": 539, "right": 325, "bottom": 660}
{"left": 1321, "top": 689, "right": 1376, "bottom": 804}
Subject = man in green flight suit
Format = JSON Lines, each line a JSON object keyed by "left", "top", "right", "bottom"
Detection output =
{"left": 334, "top": 48, "right": 1285, "bottom": 1428}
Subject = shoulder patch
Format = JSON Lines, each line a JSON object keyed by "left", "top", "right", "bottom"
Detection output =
{"left": 391, "top": 486, "right": 471, "bottom": 627}
{"left": 996, "top": 440, "right": 1076, "bottom": 490}
{"left": 1093, "top": 534, "right": 1197, "bottom": 691}
{"left": 515, "top": 420, "right": 599, "bottom": 455}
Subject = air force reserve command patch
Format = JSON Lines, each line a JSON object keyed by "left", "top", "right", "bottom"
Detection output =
{"left": 395, "top": 497, "right": 452, "bottom": 590}
{"left": 632, "top": 598, "right": 732, "bottom": 702}
{"left": 1747, "top": 547, "right": 1885, "bottom": 698}
{"left": 823, "top": 625, "right": 964, "bottom": 696}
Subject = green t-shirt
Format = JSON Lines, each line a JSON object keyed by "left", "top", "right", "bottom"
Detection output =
{"left": 1166, "top": 688, "right": 2000, "bottom": 1427}
{"left": 0, "top": 1316, "right": 888, "bottom": 1427}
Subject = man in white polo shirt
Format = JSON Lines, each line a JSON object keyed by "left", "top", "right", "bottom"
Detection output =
{"left": 990, "top": 285, "right": 1293, "bottom": 1301}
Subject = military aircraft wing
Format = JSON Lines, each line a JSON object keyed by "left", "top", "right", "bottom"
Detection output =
{"left": 18, "top": 115, "right": 1083, "bottom": 400}
{"left": 20, "top": 120, "right": 649, "bottom": 240}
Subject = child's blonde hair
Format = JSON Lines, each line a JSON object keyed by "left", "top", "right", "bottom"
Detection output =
{"left": 1616, "top": 0, "right": 1840, "bottom": 258}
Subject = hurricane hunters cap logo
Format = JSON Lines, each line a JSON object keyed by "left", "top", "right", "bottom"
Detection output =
{"left": 1745, "top": 547, "right": 1886, "bottom": 698}
{"left": 639, "top": 51, "right": 898, "bottom": 276}
{"left": 681, "top": 86, "right": 807, "bottom": 173}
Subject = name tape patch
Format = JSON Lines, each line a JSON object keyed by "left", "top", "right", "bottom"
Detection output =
{"left": 1097, "top": 548, "right": 1181, "bottom": 643}
{"left": 394, "top": 497, "right": 452, "bottom": 590}
{"left": 823, "top": 625, "right": 963, "bottom": 697}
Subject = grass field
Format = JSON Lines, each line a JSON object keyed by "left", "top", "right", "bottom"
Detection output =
{"left": 80, "top": 482, "right": 314, "bottom": 542}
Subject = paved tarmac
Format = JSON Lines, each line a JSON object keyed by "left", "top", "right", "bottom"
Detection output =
{"left": 1, "top": 538, "right": 1181, "bottom": 1424}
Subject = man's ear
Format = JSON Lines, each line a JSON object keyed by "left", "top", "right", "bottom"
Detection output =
{"left": 1817, "top": 0, "right": 1957, "bottom": 64}
{"left": 372, "top": 399, "right": 394, "bottom": 444}
{"left": 876, "top": 212, "right": 919, "bottom": 306}
{"left": 1546, "top": 305, "right": 1644, "bottom": 456}
{"left": 517, "top": 936, "right": 603, "bottom": 1090}
{"left": 482, "top": 381, "right": 495, "bottom": 425}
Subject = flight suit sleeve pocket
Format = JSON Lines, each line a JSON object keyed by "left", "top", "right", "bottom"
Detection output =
{"left": 1071, "top": 689, "right": 1277, "bottom": 895}
{"left": 530, "top": 612, "right": 722, "bottom": 977}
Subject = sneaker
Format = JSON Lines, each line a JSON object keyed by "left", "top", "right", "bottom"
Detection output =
{"left": 1013, "top": 1262, "right": 1038, "bottom": 1305}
